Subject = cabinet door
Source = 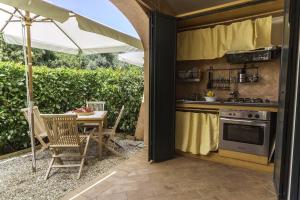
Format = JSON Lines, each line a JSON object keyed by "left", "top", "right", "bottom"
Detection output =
{"left": 149, "top": 11, "right": 176, "bottom": 162}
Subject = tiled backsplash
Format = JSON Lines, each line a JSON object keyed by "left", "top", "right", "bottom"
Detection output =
{"left": 176, "top": 57, "right": 280, "bottom": 101}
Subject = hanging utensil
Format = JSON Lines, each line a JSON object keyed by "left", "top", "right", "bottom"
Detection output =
{"left": 207, "top": 66, "right": 213, "bottom": 89}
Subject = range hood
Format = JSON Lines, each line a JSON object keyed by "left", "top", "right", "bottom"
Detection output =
{"left": 226, "top": 46, "right": 281, "bottom": 64}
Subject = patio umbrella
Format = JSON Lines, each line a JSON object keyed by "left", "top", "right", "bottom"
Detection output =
{"left": 0, "top": 0, "right": 142, "bottom": 172}
{"left": 118, "top": 51, "right": 144, "bottom": 67}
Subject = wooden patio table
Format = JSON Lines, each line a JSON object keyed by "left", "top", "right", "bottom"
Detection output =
{"left": 66, "top": 111, "right": 108, "bottom": 159}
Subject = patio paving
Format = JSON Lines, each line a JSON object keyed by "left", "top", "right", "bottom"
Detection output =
{"left": 62, "top": 148, "right": 276, "bottom": 200}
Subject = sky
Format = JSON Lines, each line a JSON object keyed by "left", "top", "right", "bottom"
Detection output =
{"left": 46, "top": 0, "right": 139, "bottom": 39}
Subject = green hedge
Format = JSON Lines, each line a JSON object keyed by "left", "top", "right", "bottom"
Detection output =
{"left": 0, "top": 62, "right": 144, "bottom": 154}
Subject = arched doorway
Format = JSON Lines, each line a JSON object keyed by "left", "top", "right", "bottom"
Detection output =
{"left": 110, "top": 0, "right": 150, "bottom": 145}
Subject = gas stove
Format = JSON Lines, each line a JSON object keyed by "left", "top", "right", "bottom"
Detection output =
{"left": 225, "top": 97, "right": 272, "bottom": 104}
{"left": 220, "top": 109, "right": 271, "bottom": 120}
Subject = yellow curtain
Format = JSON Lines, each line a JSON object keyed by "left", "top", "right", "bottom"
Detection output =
{"left": 177, "top": 16, "right": 272, "bottom": 61}
{"left": 254, "top": 16, "right": 272, "bottom": 48}
{"left": 175, "top": 111, "right": 219, "bottom": 155}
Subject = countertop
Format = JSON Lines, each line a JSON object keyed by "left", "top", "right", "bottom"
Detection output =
{"left": 176, "top": 100, "right": 278, "bottom": 112}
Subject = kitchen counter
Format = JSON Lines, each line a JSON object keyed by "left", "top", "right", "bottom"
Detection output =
{"left": 176, "top": 101, "right": 278, "bottom": 112}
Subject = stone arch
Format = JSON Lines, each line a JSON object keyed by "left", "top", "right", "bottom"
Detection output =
{"left": 110, "top": 0, "right": 149, "bottom": 144}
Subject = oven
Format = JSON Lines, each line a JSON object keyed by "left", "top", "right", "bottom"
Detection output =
{"left": 219, "top": 110, "right": 271, "bottom": 156}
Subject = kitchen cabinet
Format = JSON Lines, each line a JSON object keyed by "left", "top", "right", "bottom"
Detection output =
{"left": 175, "top": 111, "right": 219, "bottom": 155}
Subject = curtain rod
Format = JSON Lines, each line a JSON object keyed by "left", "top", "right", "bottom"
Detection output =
{"left": 177, "top": 9, "right": 284, "bottom": 32}
{"left": 177, "top": 108, "right": 219, "bottom": 113}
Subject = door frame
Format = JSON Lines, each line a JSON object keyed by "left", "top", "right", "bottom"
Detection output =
{"left": 274, "top": 0, "right": 300, "bottom": 199}
{"left": 285, "top": 0, "right": 300, "bottom": 198}
{"left": 149, "top": 11, "right": 177, "bottom": 162}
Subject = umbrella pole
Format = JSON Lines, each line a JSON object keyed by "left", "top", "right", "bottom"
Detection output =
{"left": 25, "top": 11, "right": 36, "bottom": 172}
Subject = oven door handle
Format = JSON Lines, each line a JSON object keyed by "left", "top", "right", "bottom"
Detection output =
{"left": 220, "top": 118, "right": 269, "bottom": 126}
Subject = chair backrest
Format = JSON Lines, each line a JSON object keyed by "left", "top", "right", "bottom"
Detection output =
{"left": 21, "top": 106, "right": 47, "bottom": 137}
{"left": 86, "top": 101, "right": 105, "bottom": 111}
{"left": 111, "top": 106, "right": 125, "bottom": 134}
{"left": 40, "top": 114, "right": 80, "bottom": 146}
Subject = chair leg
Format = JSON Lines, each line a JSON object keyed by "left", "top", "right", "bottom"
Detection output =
{"left": 103, "top": 136, "right": 109, "bottom": 143}
{"left": 77, "top": 135, "right": 91, "bottom": 179}
{"left": 102, "top": 142, "right": 124, "bottom": 157}
{"left": 78, "top": 158, "right": 84, "bottom": 179}
{"left": 44, "top": 158, "right": 55, "bottom": 180}
{"left": 110, "top": 138, "right": 124, "bottom": 150}
{"left": 35, "top": 135, "right": 48, "bottom": 150}
{"left": 83, "top": 127, "right": 87, "bottom": 134}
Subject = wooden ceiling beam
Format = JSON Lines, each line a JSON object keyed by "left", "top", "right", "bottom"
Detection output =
{"left": 135, "top": 0, "right": 176, "bottom": 16}
{"left": 136, "top": 0, "right": 153, "bottom": 12}
{"left": 176, "top": 0, "right": 256, "bottom": 18}
{"left": 177, "top": 0, "right": 284, "bottom": 30}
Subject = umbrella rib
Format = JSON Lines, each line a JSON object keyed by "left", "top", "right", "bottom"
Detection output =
{"left": 31, "top": 14, "right": 41, "bottom": 21}
{"left": 0, "top": 7, "right": 14, "bottom": 16}
{"left": 52, "top": 20, "right": 82, "bottom": 53}
{"left": 6, "top": 20, "right": 21, "bottom": 23}
{"left": 0, "top": 8, "right": 17, "bottom": 32}
{"left": 32, "top": 16, "right": 52, "bottom": 23}
{"left": 15, "top": 8, "right": 25, "bottom": 18}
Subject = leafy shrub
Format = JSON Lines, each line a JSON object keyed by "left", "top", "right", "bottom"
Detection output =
{"left": 0, "top": 62, "right": 144, "bottom": 154}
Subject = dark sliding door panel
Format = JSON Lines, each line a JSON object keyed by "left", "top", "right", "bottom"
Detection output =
{"left": 274, "top": 0, "right": 300, "bottom": 199}
{"left": 149, "top": 12, "right": 176, "bottom": 162}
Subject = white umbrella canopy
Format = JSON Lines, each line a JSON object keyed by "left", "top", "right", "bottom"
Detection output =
{"left": 118, "top": 51, "right": 144, "bottom": 67}
{"left": 0, "top": 1, "right": 142, "bottom": 54}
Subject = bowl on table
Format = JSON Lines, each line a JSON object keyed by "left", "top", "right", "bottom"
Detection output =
{"left": 204, "top": 96, "right": 217, "bottom": 102}
{"left": 73, "top": 107, "right": 94, "bottom": 116}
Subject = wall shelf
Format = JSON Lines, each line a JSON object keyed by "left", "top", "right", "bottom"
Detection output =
{"left": 207, "top": 66, "right": 259, "bottom": 90}
{"left": 177, "top": 78, "right": 201, "bottom": 83}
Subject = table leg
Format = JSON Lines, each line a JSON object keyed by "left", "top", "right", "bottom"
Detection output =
{"left": 103, "top": 116, "right": 108, "bottom": 128}
{"left": 98, "top": 122, "right": 103, "bottom": 159}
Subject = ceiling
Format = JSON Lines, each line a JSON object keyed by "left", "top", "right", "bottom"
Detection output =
{"left": 138, "top": 0, "right": 278, "bottom": 18}
{"left": 164, "top": 0, "right": 243, "bottom": 17}
{"left": 137, "top": 0, "right": 284, "bottom": 29}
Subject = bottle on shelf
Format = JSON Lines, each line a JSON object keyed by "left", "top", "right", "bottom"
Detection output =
{"left": 238, "top": 65, "right": 246, "bottom": 83}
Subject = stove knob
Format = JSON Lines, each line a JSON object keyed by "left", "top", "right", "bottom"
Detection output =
{"left": 229, "top": 113, "right": 232, "bottom": 116}
{"left": 255, "top": 114, "right": 260, "bottom": 119}
{"left": 248, "top": 114, "right": 253, "bottom": 118}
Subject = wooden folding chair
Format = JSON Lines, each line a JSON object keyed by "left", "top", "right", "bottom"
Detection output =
{"left": 41, "top": 114, "right": 91, "bottom": 180}
{"left": 86, "top": 101, "right": 105, "bottom": 111}
{"left": 81, "top": 101, "right": 107, "bottom": 132}
{"left": 21, "top": 106, "right": 49, "bottom": 151}
{"left": 103, "top": 106, "right": 125, "bottom": 150}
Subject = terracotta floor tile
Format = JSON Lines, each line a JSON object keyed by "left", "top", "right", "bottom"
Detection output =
{"left": 126, "top": 187, "right": 156, "bottom": 200}
{"left": 81, "top": 181, "right": 113, "bottom": 199}
{"left": 73, "top": 195, "right": 90, "bottom": 200}
{"left": 64, "top": 149, "right": 276, "bottom": 200}
{"left": 96, "top": 192, "right": 127, "bottom": 200}
{"left": 100, "top": 182, "right": 138, "bottom": 196}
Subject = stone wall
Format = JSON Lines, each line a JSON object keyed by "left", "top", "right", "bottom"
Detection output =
{"left": 176, "top": 57, "right": 280, "bottom": 101}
